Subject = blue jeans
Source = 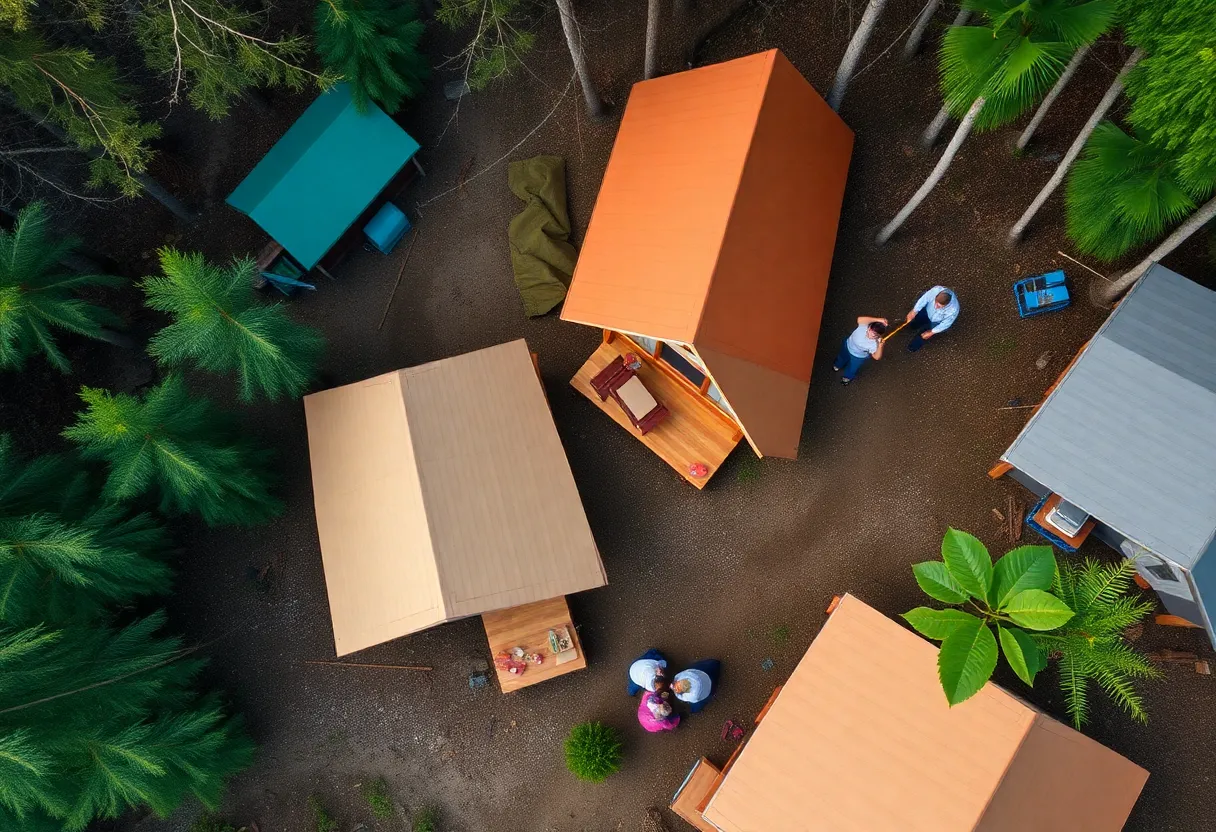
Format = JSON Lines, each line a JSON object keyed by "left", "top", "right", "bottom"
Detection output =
{"left": 627, "top": 648, "right": 666, "bottom": 696}
{"left": 834, "top": 338, "right": 870, "bottom": 381}
{"left": 682, "top": 659, "right": 721, "bottom": 714}
{"left": 907, "top": 308, "right": 935, "bottom": 352}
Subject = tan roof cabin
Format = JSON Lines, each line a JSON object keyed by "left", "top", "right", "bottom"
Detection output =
{"left": 673, "top": 594, "right": 1148, "bottom": 831}
{"left": 561, "top": 49, "right": 854, "bottom": 487}
{"left": 303, "top": 339, "right": 606, "bottom": 659}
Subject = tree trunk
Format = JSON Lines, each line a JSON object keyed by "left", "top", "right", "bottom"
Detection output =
{"left": 644, "top": 0, "right": 661, "bottom": 80}
{"left": 903, "top": 0, "right": 941, "bottom": 60}
{"left": 555, "top": 0, "right": 605, "bottom": 118}
{"left": 877, "top": 96, "right": 984, "bottom": 245}
{"left": 1016, "top": 44, "right": 1091, "bottom": 152}
{"left": 827, "top": 0, "right": 889, "bottom": 112}
{"left": 1098, "top": 195, "right": 1216, "bottom": 304}
{"left": 921, "top": 105, "right": 951, "bottom": 149}
{"left": 1008, "top": 48, "right": 1143, "bottom": 245}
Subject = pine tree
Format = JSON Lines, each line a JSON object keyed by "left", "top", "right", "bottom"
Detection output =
{"left": 0, "top": 613, "right": 254, "bottom": 830}
{"left": 62, "top": 376, "right": 283, "bottom": 526}
{"left": 142, "top": 249, "right": 325, "bottom": 402}
{"left": 0, "top": 33, "right": 161, "bottom": 195}
{"left": 316, "top": 0, "right": 429, "bottom": 115}
{"left": 0, "top": 202, "right": 123, "bottom": 373}
{"left": 436, "top": 0, "right": 535, "bottom": 91}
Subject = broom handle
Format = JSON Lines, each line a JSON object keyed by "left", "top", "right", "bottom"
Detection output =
{"left": 882, "top": 318, "right": 910, "bottom": 342}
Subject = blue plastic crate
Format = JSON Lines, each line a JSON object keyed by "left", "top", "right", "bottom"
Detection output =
{"left": 363, "top": 202, "right": 412, "bottom": 255}
{"left": 1014, "top": 270, "right": 1071, "bottom": 318}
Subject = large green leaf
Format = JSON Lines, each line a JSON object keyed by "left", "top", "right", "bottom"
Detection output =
{"left": 941, "top": 528, "right": 992, "bottom": 601}
{"left": 991, "top": 545, "right": 1056, "bottom": 609}
{"left": 997, "top": 625, "right": 1045, "bottom": 686}
{"left": 902, "top": 607, "right": 979, "bottom": 641}
{"left": 937, "top": 616, "right": 998, "bottom": 706}
{"left": 912, "top": 561, "right": 969, "bottom": 604}
{"left": 1004, "top": 589, "right": 1074, "bottom": 631}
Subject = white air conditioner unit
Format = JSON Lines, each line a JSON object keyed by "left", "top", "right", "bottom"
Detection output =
{"left": 1045, "top": 498, "right": 1090, "bottom": 538}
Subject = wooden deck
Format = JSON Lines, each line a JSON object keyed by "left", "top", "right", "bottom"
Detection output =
{"left": 571, "top": 339, "right": 744, "bottom": 488}
{"left": 482, "top": 596, "right": 586, "bottom": 693}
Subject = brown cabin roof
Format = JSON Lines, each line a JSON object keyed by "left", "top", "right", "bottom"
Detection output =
{"left": 701, "top": 594, "right": 1148, "bottom": 831}
{"left": 561, "top": 50, "right": 854, "bottom": 458}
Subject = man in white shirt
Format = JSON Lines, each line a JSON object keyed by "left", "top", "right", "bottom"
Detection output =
{"left": 903, "top": 286, "right": 959, "bottom": 352}
{"left": 833, "top": 316, "right": 888, "bottom": 385}
{"left": 672, "top": 659, "right": 721, "bottom": 713}
{"left": 627, "top": 649, "right": 668, "bottom": 696}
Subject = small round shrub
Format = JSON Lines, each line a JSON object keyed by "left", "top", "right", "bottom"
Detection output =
{"left": 563, "top": 721, "right": 623, "bottom": 782}
{"left": 413, "top": 806, "right": 439, "bottom": 832}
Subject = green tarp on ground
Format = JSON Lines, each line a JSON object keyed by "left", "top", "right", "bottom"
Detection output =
{"left": 507, "top": 156, "right": 577, "bottom": 317}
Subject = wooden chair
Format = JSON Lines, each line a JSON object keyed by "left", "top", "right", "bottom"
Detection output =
{"left": 589, "top": 357, "right": 670, "bottom": 435}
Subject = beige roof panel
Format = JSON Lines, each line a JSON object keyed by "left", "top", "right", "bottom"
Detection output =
{"left": 304, "top": 340, "right": 606, "bottom": 655}
{"left": 701, "top": 594, "right": 1147, "bottom": 831}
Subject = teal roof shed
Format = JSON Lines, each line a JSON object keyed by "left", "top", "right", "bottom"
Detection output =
{"left": 227, "top": 83, "right": 420, "bottom": 270}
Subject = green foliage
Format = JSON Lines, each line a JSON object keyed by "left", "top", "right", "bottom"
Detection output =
{"left": 0, "top": 0, "right": 34, "bottom": 30}
{"left": 361, "top": 776, "right": 392, "bottom": 819}
{"left": 412, "top": 806, "right": 439, "bottom": 832}
{"left": 135, "top": 0, "right": 333, "bottom": 120}
{"left": 563, "top": 721, "right": 623, "bottom": 783}
{"left": 1065, "top": 121, "right": 1213, "bottom": 261}
{"left": 142, "top": 249, "right": 325, "bottom": 402}
{"left": 940, "top": 0, "right": 1116, "bottom": 131}
{"left": 316, "top": 0, "right": 429, "bottom": 114}
{"left": 1033, "top": 558, "right": 1160, "bottom": 728}
{"left": 62, "top": 375, "right": 283, "bottom": 526}
{"left": 904, "top": 529, "right": 1072, "bottom": 705}
{"left": 1124, "top": 0, "right": 1216, "bottom": 185}
{"left": 190, "top": 814, "right": 244, "bottom": 832}
{"left": 0, "top": 34, "right": 160, "bottom": 195}
{"left": 0, "top": 202, "right": 122, "bottom": 373}
{"left": 436, "top": 0, "right": 534, "bottom": 91}
{"left": 0, "top": 613, "right": 254, "bottom": 830}
{"left": 308, "top": 795, "right": 339, "bottom": 832}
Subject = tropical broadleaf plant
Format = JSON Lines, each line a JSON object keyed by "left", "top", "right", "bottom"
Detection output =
{"left": 1033, "top": 557, "right": 1160, "bottom": 728}
{"left": 62, "top": 375, "right": 283, "bottom": 526}
{"left": 904, "top": 528, "right": 1073, "bottom": 706}
{"left": 142, "top": 249, "right": 325, "bottom": 402}
{"left": 0, "top": 202, "right": 123, "bottom": 373}
{"left": 1065, "top": 121, "right": 1215, "bottom": 261}
{"left": 941, "top": 0, "right": 1116, "bottom": 131}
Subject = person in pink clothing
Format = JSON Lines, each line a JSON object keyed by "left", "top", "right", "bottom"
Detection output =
{"left": 637, "top": 691, "right": 680, "bottom": 733}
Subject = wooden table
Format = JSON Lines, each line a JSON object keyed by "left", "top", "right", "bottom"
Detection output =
{"left": 481, "top": 596, "right": 585, "bottom": 693}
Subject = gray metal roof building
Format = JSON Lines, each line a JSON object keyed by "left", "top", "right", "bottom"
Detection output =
{"left": 999, "top": 264, "right": 1216, "bottom": 645}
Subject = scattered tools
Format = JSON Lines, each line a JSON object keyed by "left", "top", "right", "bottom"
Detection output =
{"left": 1148, "top": 649, "right": 1199, "bottom": 664}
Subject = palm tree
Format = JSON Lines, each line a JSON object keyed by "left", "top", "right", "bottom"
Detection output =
{"left": 1034, "top": 558, "right": 1160, "bottom": 729}
{"left": 1064, "top": 122, "right": 1211, "bottom": 261}
{"left": 1008, "top": 48, "right": 1142, "bottom": 244}
{"left": 1015, "top": 43, "right": 1091, "bottom": 151}
{"left": 904, "top": 0, "right": 941, "bottom": 59}
{"left": 644, "top": 0, "right": 661, "bottom": 79}
{"left": 0, "top": 202, "right": 122, "bottom": 373}
{"left": 1098, "top": 195, "right": 1216, "bottom": 304}
{"left": 142, "top": 249, "right": 325, "bottom": 402}
{"left": 555, "top": 0, "right": 604, "bottom": 118}
{"left": 828, "top": 0, "right": 889, "bottom": 111}
{"left": 878, "top": 0, "right": 1116, "bottom": 244}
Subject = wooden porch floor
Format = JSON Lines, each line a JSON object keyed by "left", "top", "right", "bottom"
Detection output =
{"left": 571, "top": 339, "right": 744, "bottom": 489}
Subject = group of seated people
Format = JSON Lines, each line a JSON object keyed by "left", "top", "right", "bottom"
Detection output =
{"left": 628, "top": 649, "right": 721, "bottom": 732}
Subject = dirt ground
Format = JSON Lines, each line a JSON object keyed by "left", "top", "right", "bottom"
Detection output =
{"left": 27, "top": 1, "right": 1212, "bottom": 830}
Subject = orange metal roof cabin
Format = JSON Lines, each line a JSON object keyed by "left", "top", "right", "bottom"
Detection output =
{"left": 562, "top": 50, "right": 853, "bottom": 481}
{"left": 691, "top": 594, "right": 1148, "bottom": 832}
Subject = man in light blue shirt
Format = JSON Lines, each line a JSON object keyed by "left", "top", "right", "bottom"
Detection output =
{"left": 902, "top": 286, "right": 959, "bottom": 352}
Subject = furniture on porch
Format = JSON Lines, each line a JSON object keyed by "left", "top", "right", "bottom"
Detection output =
{"left": 482, "top": 596, "right": 586, "bottom": 693}
{"left": 227, "top": 82, "right": 422, "bottom": 279}
{"left": 590, "top": 355, "right": 670, "bottom": 435}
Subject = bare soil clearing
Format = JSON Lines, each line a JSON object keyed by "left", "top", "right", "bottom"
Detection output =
{"left": 26, "top": 1, "right": 1210, "bottom": 830}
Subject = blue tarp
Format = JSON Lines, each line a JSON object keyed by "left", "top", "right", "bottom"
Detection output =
{"left": 227, "top": 83, "right": 420, "bottom": 269}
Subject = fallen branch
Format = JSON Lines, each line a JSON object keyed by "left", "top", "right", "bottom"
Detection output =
{"left": 377, "top": 228, "right": 419, "bottom": 331}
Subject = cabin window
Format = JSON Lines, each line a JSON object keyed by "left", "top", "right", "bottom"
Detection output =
{"left": 659, "top": 342, "right": 705, "bottom": 387}
{"left": 630, "top": 334, "right": 658, "bottom": 356}
{"left": 1144, "top": 562, "right": 1179, "bottom": 583}
{"left": 706, "top": 383, "right": 735, "bottom": 416}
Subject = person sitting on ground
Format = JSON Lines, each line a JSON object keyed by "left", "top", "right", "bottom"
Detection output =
{"left": 672, "top": 659, "right": 721, "bottom": 714}
{"left": 627, "top": 648, "right": 667, "bottom": 696}
{"left": 637, "top": 690, "right": 680, "bottom": 733}
{"left": 903, "top": 286, "right": 959, "bottom": 352}
{"left": 833, "top": 316, "right": 887, "bottom": 385}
